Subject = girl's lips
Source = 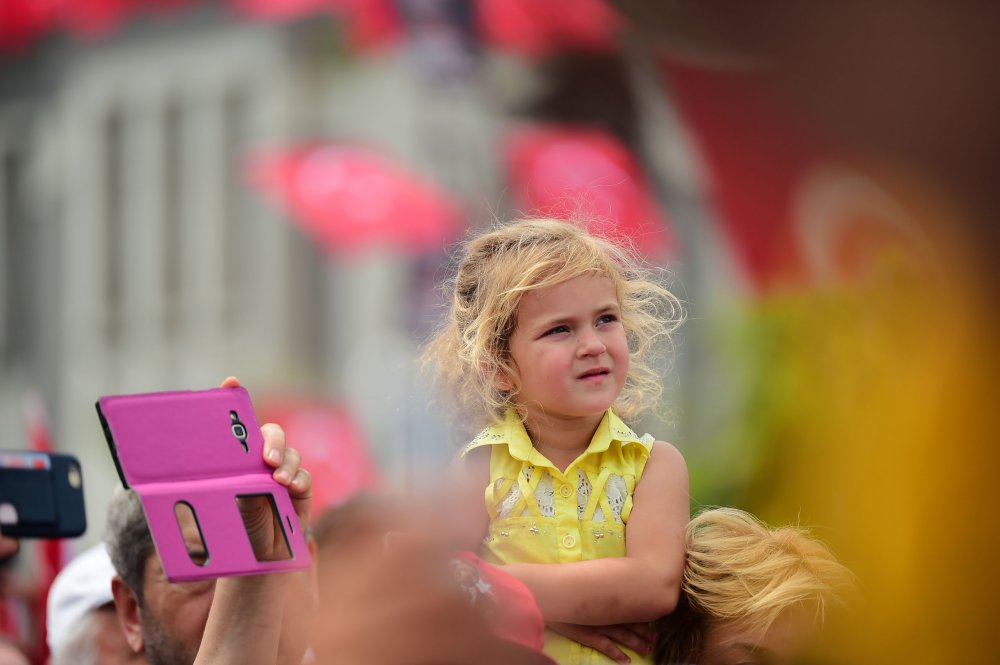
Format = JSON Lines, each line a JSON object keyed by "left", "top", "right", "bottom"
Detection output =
{"left": 577, "top": 368, "right": 611, "bottom": 380}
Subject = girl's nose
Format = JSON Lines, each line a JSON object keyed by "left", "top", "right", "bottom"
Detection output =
{"left": 577, "top": 329, "right": 607, "bottom": 356}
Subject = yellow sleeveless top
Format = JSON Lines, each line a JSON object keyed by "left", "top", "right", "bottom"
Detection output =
{"left": 463, "top": 409, "right": 655, "bottom": 665}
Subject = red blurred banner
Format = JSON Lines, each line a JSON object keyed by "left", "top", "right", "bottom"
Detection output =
{"left": 1, "top": 0, "right": 400, "bottom": 52}
{"left": 247, "top": 143, "right": 462, "bottom": 255}
{"left": 477, "top": 0, "right": 621, "bottom": 57}
{"left": 0, "top": 0, "right": 60, "bottom": 51}
{"left": 661, "top": 60, "right": 824, "bottom": 290}
{"left": 661, "top": 60, "right": 929, "bottom": 291}
{"left": 504, "top": 124, "right": 673, "bottom": 260}
{"left": 257, "top": 398, "right": 379, "bottom": 515}
{"left": 2, "top": 0, "right": 628, "bottom": 55}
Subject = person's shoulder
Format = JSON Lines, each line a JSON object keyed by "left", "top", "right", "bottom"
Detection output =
{"left": 646, "top": 440, "right": 687, "bottom": 472}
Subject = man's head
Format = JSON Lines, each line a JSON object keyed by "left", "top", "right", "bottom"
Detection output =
{"left": 47, "top": 542, "right": 145, "bottom": 665}
{"left": 105, "top": 487, "right": 315, "bottom": 665}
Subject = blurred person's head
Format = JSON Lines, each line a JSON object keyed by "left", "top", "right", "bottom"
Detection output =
{"left": 311, "top": 493, "right": 400, "bottom": 601}
{"left": 309, "top": 494, "right": 553, "bottom": 665}
{"left": 656, "top": 507, "right": 852, "bottom": 665}
{"left": 47, "top": 542, "right": 145, "bottom": 665}
{"left": 105, "top": 487, "right": 315, "bottom": 665}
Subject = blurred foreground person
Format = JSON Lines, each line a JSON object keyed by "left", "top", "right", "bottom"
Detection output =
{"left": 47, "top": 542, "right": 145, "bottom": 665}
{"left": 655, "top": 508, "right": 852, "bottom": 665}
{"left": 0, "top": 638, "right": 28, "bottom": 665}
{"left": 310, "top": 493, "right": 554, "bottom": 665}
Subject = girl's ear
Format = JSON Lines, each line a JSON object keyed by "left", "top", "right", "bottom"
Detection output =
{"left": 493, "top": 365, "right": 517, "bottom": 393}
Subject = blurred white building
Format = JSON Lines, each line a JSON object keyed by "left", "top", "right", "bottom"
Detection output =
{"left": 0, "top": 6, "right": 506, "bottom": 544}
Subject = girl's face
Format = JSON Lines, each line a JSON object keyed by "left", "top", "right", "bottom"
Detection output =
{"left": 503, "top": 275, "right": 629, "bottom": 426}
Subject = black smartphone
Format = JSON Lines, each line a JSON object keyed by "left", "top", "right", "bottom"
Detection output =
{"left": 0, "top": 451, "right": 86, "bottom": 538}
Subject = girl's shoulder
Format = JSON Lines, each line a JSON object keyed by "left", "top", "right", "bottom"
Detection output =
{"left": 642, "top": 440, "right": 688, "bottom": 479}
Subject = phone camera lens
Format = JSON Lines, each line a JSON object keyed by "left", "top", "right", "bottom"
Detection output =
{"left": 230, "top": 410, "right": 250, "bottom": 452}
{"left": 67, "top": 465, "right": 82, "bottom": 489}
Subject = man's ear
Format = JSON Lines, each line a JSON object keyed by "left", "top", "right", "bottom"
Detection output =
{"left": 111, "top": 576, "right": 145, "bottom": 654}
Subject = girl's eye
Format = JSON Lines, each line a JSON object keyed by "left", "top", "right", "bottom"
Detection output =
{"left": 542, "top": 325, "right": 570, "bottom": 337}
{"left": 597, "top": 314, "right": 619, "bottom": 325}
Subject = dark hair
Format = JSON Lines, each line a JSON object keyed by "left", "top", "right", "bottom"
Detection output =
{"left": 653, "top": 589, "right": 703, "bottom": 664}
{"left": 104, "top": 487, "right": 155, "bottom": 604}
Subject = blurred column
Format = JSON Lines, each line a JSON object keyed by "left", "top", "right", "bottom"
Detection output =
{"left": 176, "top": 85, "right": 227, "bottom": 381}
{"left": 119, "top": 87, "right": 167, "bottom": 389}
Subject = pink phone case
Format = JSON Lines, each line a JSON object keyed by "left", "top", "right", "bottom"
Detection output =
{"left": 96, "top": 387, "right": 311, "bottom": 582}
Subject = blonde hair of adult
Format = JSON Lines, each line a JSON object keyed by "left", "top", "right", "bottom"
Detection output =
{"left": 423, "top": 218, "right": 683, "bottom": 430}
{"left": 656, "top": 507, "right": 854, "bottom": 663}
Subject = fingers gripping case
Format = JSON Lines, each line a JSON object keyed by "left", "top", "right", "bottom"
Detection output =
{"left": 96, "top": 387, "right": 311, "bottom": 582}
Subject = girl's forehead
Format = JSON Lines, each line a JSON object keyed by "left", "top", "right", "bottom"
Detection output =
{"left": 516, "top": 275, "right": 620, "bottom": 312}
{"left": 523, "top": 266, "right": 619, "bottom": 291}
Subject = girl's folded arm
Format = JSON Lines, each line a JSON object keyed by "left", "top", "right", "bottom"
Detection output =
{"left": 503, "top": 441, "right": 689, "bottom": 625}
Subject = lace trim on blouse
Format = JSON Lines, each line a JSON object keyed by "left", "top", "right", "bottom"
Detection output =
{"left": 495, "top": 468, "right": 629, "bottom": 523}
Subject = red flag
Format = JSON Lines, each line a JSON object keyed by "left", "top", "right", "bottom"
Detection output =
{"left": 662, "top": 59, "right": 930, "bottom": 291}
{"left": 477, "top": 0, "right": 621, "bottom": 57}
{"left": 257, "top": 398, "right": 379, "bottom": 515}
{"left": 248, "top": 142, "right": 462, "bottom": 255}
{"left": 504, "top": 124, "right": 673, "bottom": 259}
{"left": 659, "top": 60, "right": 824, "bottom": 290}
{"left": 0, "top": 0, "right": 60, "bottom": 52}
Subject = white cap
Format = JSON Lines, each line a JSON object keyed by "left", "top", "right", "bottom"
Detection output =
{"left": 45, "top": 543, "right": 117, "bottom": 654}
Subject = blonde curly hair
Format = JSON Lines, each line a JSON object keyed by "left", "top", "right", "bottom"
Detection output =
{"left": 656, "top": 507, "right": 854, "bottom": 663}
{"left": 422, "top": 218, "right": 682, "bottom": 431}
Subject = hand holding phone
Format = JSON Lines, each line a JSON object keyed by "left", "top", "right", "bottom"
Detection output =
{"left": 96, "top": 386, "right": 312, "bottom": 582}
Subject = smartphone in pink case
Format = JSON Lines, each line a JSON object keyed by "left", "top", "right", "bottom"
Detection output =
{"left": 96, "top": 387, "right": 311, "bottom": 582}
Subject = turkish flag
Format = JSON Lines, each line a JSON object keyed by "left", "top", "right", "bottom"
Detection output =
{"left": 247, "top": 143, "right": 463, "bottom": 255}
{"left": 504, "top": 124, "right": 673, "bottom": 259}
{"left": 662, "top": 59, "right": 930, "bottom": 290}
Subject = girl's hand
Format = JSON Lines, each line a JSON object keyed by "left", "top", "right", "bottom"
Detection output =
{"left": 547, "top": 621, "right": 656, "bottom": 664}
{"left": 220, "top": 376, "right": 312, "bottom": 559}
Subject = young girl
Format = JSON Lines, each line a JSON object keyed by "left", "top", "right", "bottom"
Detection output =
{"left": 424, "top": 218, "right": 690, "bottom": 664}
